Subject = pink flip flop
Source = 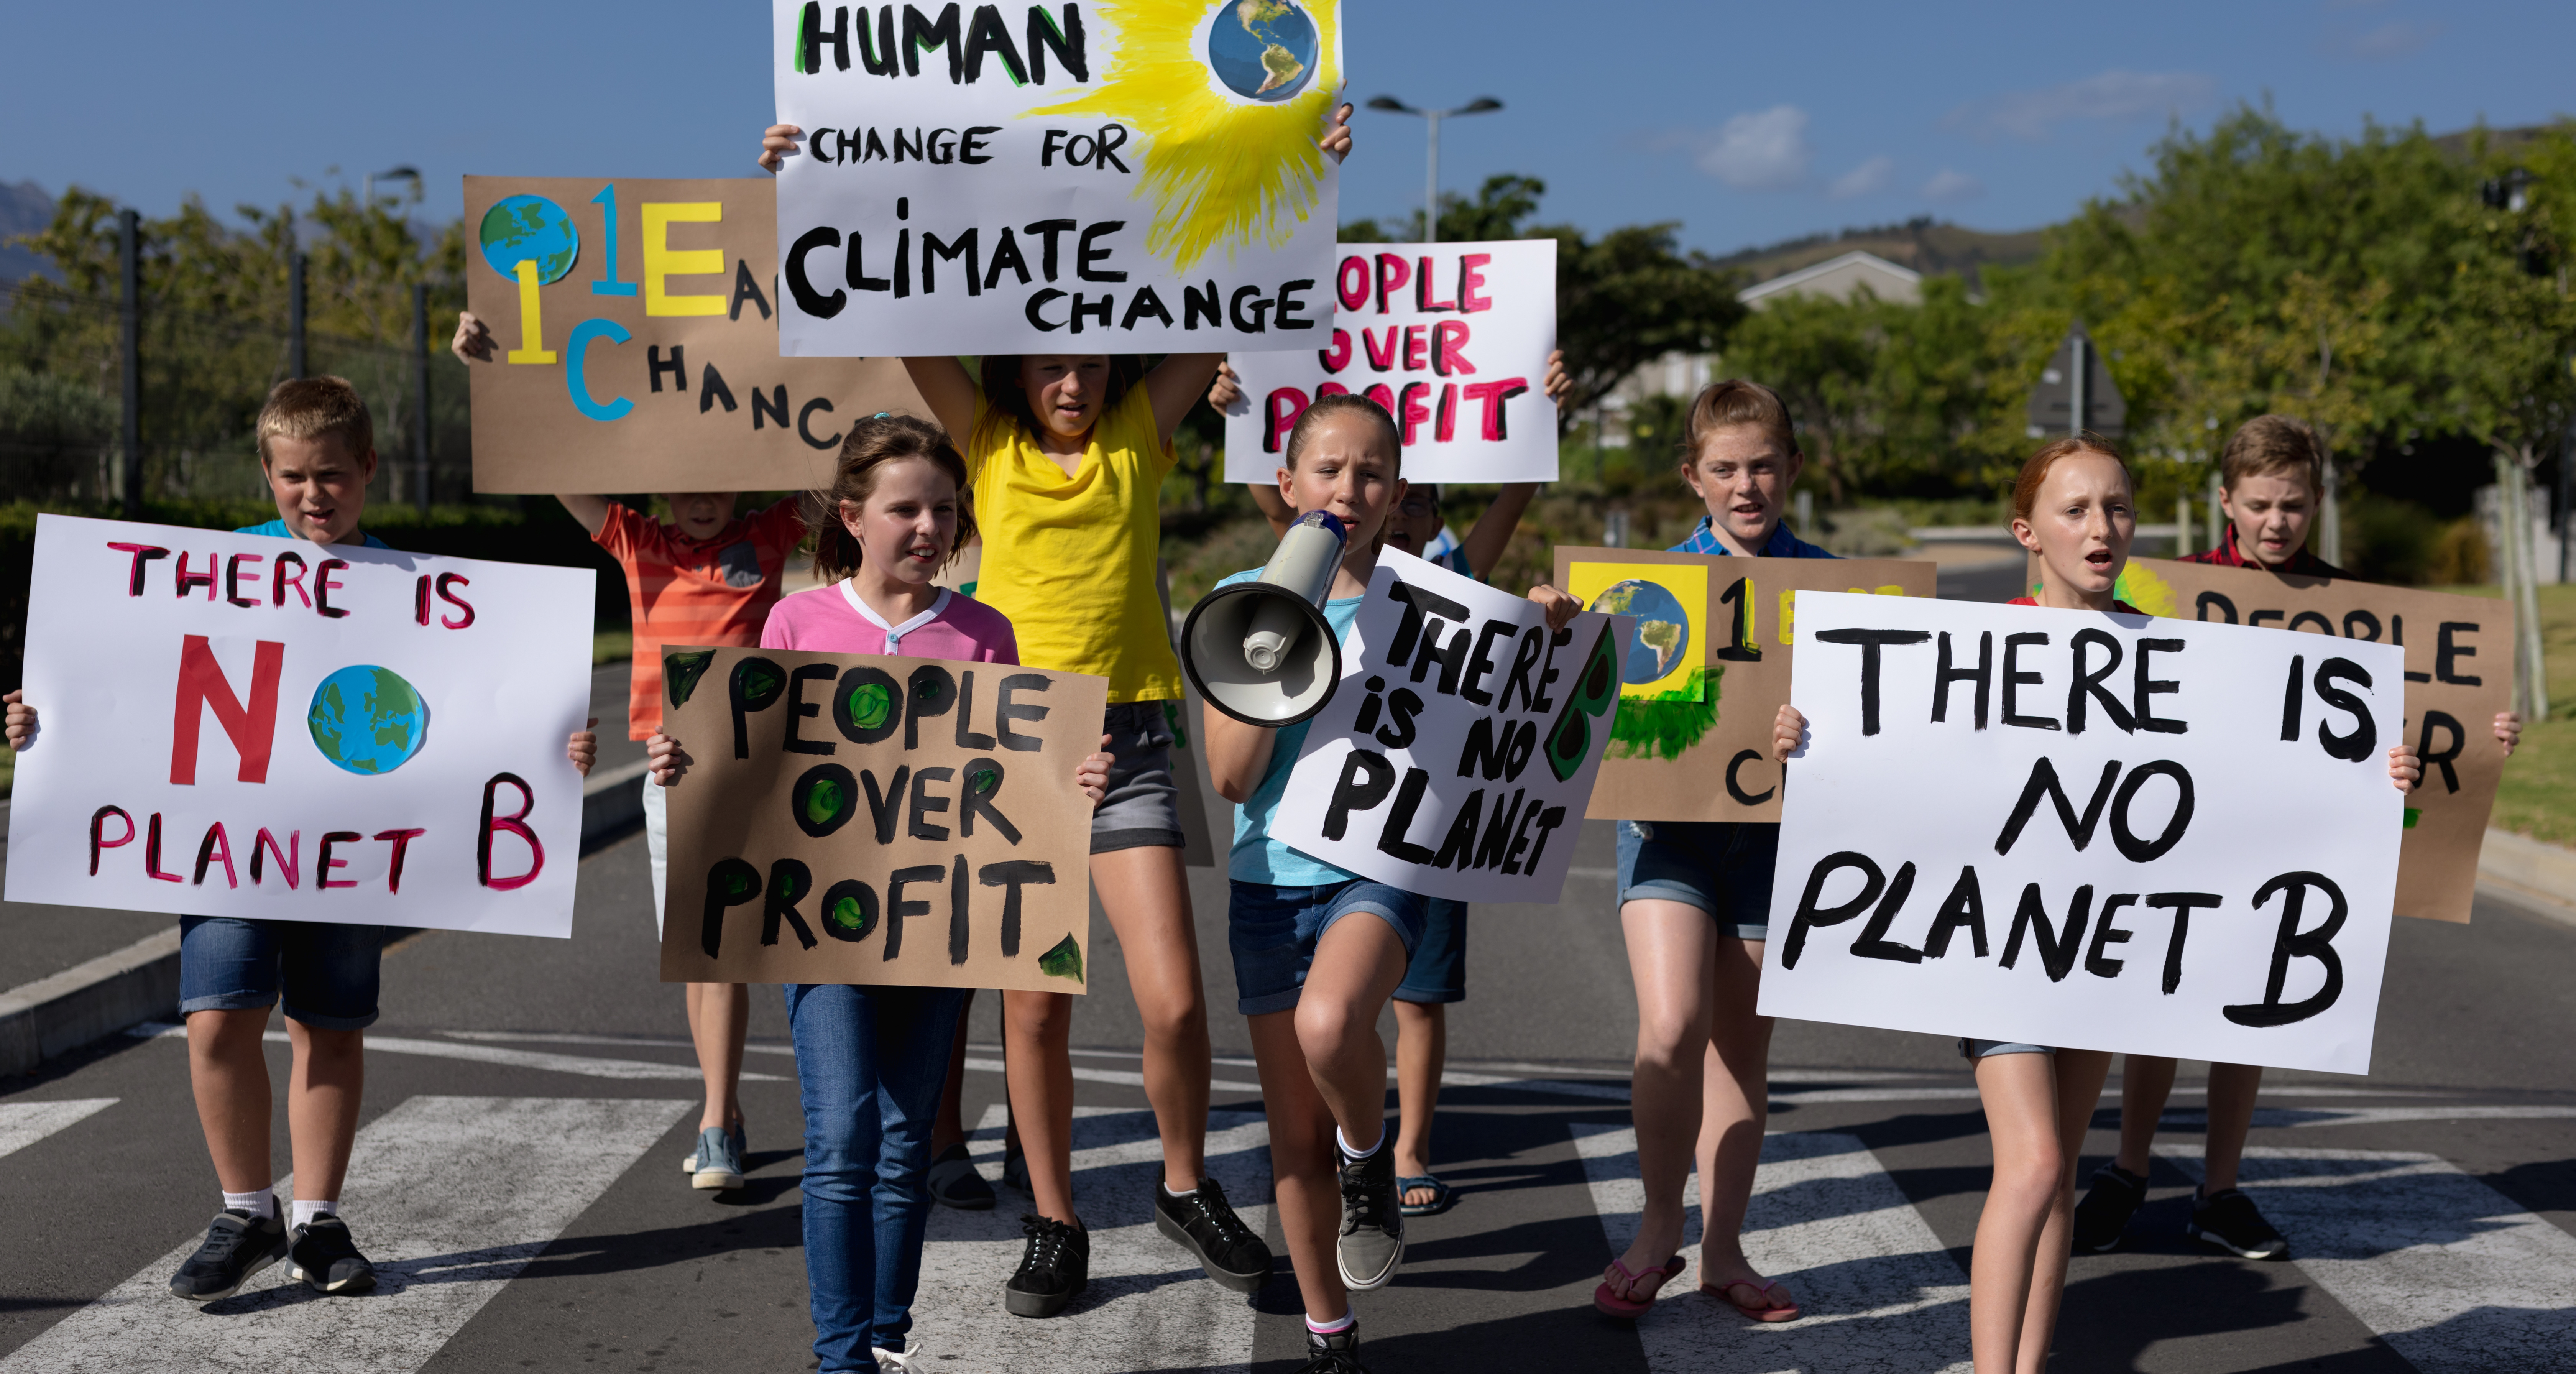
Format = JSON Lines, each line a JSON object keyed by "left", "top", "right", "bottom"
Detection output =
{"left": 1705, "top": 1276, "right": 1802, "bottom": 1322}
{"left": 1594, "top": 1255, "right": 1686, "bottom": 1318}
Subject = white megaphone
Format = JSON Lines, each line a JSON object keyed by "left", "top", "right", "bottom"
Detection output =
{"left": 1182, "top": 509, "right": 1348, "bottom": 726}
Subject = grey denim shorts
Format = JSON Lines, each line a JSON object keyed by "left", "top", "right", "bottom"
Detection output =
{"left": 1092, "top": 700, "right": 1185, "bottom": 853}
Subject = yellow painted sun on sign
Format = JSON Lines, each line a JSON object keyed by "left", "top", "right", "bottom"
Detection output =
{"left": 1032, "top": 0, "right": 1342, "bottom": 274}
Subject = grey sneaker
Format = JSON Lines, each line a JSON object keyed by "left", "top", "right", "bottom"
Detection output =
{"left": 1334, "top": 1137, "right": 1405, "bottom": 1291}
{"left": 684, "top": 1118, "right": 748, "bottom": 1172}
{"left": 691, "top": 1125, "right": 744, "bottom": 1190}
{"left": 167, "top": 1206, "right": 288, "bottom": 1301}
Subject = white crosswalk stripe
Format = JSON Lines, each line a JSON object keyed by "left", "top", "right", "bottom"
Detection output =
{"left": 1570, "top": 1124, "right": 1971, "bottom": 1374}
{"left": 0, "top": 1095, "right": 688, "bottom": 1374}
{"left": 909, "top": 1104, "right": 1270, "bottom": 1372}
{"left": 128, "top": 1022, "right": 790, "bottom": 1082}
{"left": 0, "top": 1098, "right": 115, "bottom": 1160}
{"left": 2161, "top": 1145, "right": 2576, "bottom": 1374}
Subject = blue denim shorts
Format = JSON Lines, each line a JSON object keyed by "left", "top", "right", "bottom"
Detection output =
{"left": 178, "top": 916, "right": 384, "bottom": 1030}
{"left": 1227, "top": 879, "right": 1427, "bottom": 1016}
{"left": 1615, "top": 820, "right": 1777, "bottom": 941}
{"left": 1394, "top": 899, "right": 1467, "bottom": 1004}
{"left": 1960, "top": 1040, "right": 2055, "bottom": 1058}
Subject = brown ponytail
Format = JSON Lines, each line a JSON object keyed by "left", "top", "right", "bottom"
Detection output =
{"left": 807, "top": 413, "right": 976, "bottom": 582}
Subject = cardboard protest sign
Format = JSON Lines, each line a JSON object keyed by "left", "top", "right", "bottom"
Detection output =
{"left": 1548, "top": 548, "right": 1939, "bottom": 823}
{"left": 1759, "top": 592, "right": 2406, "bottom": 1075}
{"left": 464, "top": 175, "right": 925, "bottom": 493}
{"left": 656, "top": 646, "right": 1107, "bottom": 992}
{"left": 1268, "top": 549, "right": 1628, "bottom": 903}
{"left": 2025, "top": 554, "right": 2515, "bottom": 924}
{"left": 1222, "top": 240, "right": 1557, "bottom": 483}
{"left": 6, "top": 516, "right": 595, "bottom": 935}
{"left": 770, "top": 0, "right": 1344, "bottom": 355}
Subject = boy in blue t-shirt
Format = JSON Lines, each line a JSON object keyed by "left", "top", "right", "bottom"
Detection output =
{"left": 5, "top": 377, "right": 598, "bottom": 1302}
{"left": 1201, "top": 393, "right": 1576, "bottom": 1368}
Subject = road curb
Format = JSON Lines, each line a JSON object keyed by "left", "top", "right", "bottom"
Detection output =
{"left": 2475, "top": 827, "right": 2576, "bottom": 903}
{"left": 0, "top": 928, "right": 181, "bottom": 1077}
{"left": 0, "top": 761, "right": 654, "bottom": 1078}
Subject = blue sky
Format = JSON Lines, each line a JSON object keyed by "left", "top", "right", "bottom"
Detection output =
{"left": 6, "top": 0, "right": 2571, "bottom": 256}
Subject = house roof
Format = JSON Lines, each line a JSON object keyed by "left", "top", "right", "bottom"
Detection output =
{"left": 1737, "top": 250, "right": 1924, "bottom": 307}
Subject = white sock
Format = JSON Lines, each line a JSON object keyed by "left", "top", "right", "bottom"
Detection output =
{"left": 291, "top": 1199, "right": 337, "bottom": 1229}
{"left": 222, "top": 1190, "right": 275, "bottom": 1220}
{"left": 1306, "top": 1310, "right": 1355, "bottom": 1335}
{"left": 1162, "top": 1181, "right": 1197, "bottom": 1199}
{"left": 1336, "top": 1124, "right": 1384, "bottom": 1159}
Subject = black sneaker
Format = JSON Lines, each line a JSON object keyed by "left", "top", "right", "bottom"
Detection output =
{"left": 1153, "top": 1175, "right": 1272, "bottom": 1292}
{"left": 1298, "top": 1319, "right": 1372, "bottom": 1373}
{"left": 168, "top": 1206, "right": 288, "bottom": 1301}
{"left": 288, "top": 1213, "right": 378, "bottom": 1294}
{"left": 1004, "top": 1214, "right": 1088, "bottom": 1318}
{"left": 1335, "top": 1137, "right": 1404, "bottom": 1291}
{"left": 2072, "top": 1163, "right": 2148, "bottom": 1254}
{"left": 2188, "top": 1187, "right": 2288, "bottom": 1260}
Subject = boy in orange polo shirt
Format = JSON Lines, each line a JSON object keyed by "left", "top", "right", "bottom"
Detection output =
{"left": 456, "top": 314, "right": 804, "bottom": 1193}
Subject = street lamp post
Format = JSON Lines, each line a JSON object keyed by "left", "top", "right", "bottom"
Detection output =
{"left": 1363, "top": 95, "right": 1502, "bottom": 243}
{"left": 366, "top": 165, "right": 422, "bottom": 206}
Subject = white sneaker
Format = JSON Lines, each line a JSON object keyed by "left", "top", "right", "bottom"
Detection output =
{"left": 872, "top": 1339, "right": 928, "bottom": 1369}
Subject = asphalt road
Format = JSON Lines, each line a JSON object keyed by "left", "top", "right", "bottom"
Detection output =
{"left": 3, "top": 555, "right": 2573, "bottom": 1372}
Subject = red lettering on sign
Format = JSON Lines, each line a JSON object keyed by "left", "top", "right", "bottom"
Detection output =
{"left": 171, "top": 635, "right": 285, "bottom": 785}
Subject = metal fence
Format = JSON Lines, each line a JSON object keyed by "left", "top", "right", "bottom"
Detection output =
{"left": 0, "top": 273, "right": 480, "bottom": 510}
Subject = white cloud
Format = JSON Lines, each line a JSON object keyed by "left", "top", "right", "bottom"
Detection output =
{"left": 1942, "top": 71, "right": 2218, "bottom": 141}
{"left": 1922, "top": 168, "right": 1984, "bottom": 202}
{"left": 1689, "top": 105, "right": 1813, "bottom": 191}
{"left": 1827, "top": 155, "right": 1897, "bottom": 200}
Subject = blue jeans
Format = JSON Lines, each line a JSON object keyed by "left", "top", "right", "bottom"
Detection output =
{"left": 785, "top": 982, "right": 969, "bottom": 1372}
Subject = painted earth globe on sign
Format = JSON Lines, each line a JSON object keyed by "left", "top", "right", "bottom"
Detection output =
{"left": 1588, "top": 580, "right": 1692, "bottom": 687}
{"left": 1207, "top": 0, "right": 1317, "bottom": 102}
{"left": 478, "top": 194, "right": 579, "bottom": 284}
{"left": 308, "top": 665, "right": 430, "bottom": 776}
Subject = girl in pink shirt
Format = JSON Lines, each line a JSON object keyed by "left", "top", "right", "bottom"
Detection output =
{"left": 649, "top": 414, "right": 1107, "bottom": 1371}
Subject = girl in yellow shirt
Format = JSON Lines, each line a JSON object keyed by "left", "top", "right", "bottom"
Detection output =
{"left": 763, "top": 102, "right": 1354, "bottom": 1322}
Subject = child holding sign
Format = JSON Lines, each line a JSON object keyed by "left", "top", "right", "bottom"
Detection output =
{"left": 1211, "top": 356, "right": 1572, "bottom": 1220}
{"left": 647, "top": 414, "right": 1114, "bottom": 1372}
{"left": 6, "top": 378, "right": 600, "bottom": 1303}
{"left": 1580, "top": 379, "right": 1830, "bottom": 1323}
{"left": 755, "top": 106, "right": 1351, "bottom": 1318}
{"left": 1772, "top": 433, "right": 2420, "bottom": 1374}
{"left": 2073, "top": 414, "right": 2521, "bottom": 1262}
{"left": 1203, "top": 394, "right": 1579, "bottom": 1369}
{"left": 453, "top": 311, "right": 785, "bottom": 1193}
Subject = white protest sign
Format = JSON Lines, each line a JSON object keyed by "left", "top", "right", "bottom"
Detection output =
{"left": 1222, "top": 240, "right": 1557, "bottom": 483}
{"left": 6, "top": 515, "right": 595, "bottom": 937}
{"left": 1269, "top": 549, "right": 1628, "bottom": 903}
{"left": 1757, "top": 593, "right": 2406, "bottom": 1075}
{"left": 771, "top": 0, "right": 1344, "bottom": 356}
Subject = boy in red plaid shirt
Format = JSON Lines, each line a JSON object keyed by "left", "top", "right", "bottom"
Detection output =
{"left": 2074, "top": 414, "right": 2522, "bottom": 1260}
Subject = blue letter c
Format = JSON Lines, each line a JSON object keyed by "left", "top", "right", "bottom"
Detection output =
{"left": 566, "top": 318, "right": 634, "bottom": 421}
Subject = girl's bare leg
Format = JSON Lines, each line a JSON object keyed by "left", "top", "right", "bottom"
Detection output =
{"left": 1692, "top": 936, "right": 1780, "bottom": 1304}
{"left": 1091, "top": 846, "right": 1211, "bottom": 1192}
{"left": 1392, "top": 999, "right": 1446, "bottom": 1208}
{"left": 1248, "top": 1010, "right": 1346, "bottom": 1321}
{"left": 1618, "top": 899, "right": 1716, "bottom": 1276}
{"left": 1002, "top": 989, "right": 1079, "bottom": 1225}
